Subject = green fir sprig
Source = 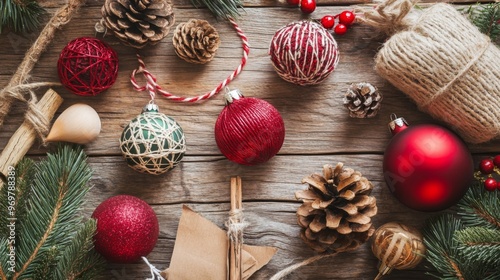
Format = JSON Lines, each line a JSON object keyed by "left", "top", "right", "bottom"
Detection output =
{"left": 0, "top": 0, "right": 44, "bottom": 34}
{"left": 423, "top": 183, "right": 500, "bottom": 280}
{"left": 462, "top": 3, "right": 500, "bottom": 43}
{"left": 0, "top": 146, "right": 105, "bottom": 280}
{"left": 190, "top": 0, "right": 243, "bottom": 21}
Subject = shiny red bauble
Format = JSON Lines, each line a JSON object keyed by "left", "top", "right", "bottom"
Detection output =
{"left": 92, "top": 195, "right": 159, "bottom": 263}
{"left": 215, "top": 89, "right": 285, "bottom": 165}
{"left": 300, "top": 0, "right": 316, "bottom": 14}
{"left": 383, "top": 116, "right": 474, "bottom": 212}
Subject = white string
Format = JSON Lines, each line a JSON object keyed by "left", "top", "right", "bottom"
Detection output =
{"left": 142, "top": 257, "right": 166, "bottom": 280}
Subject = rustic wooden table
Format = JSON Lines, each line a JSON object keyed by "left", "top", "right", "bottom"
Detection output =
{"left": 1, "top": 0, "right": 499, "bottom": 279}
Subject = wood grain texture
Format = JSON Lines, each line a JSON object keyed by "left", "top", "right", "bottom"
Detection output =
{"left": 1, "top": 0, "right": 499, "bottom": 279}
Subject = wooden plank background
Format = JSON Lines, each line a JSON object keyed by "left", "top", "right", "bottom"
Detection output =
{"left": 1, "top": 0, "right": 499, "bottom": 279}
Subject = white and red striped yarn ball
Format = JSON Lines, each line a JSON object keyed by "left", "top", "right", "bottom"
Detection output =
{"left": 269, "top": 20, "right": 339, "bottom": 86}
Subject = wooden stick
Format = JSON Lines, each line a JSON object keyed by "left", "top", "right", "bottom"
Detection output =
{"left": 0, "top": 89, "right": 63, "bottom": 191}
{"left": 0, "top": 0, "right": 85, "bottom": 129}
{"left": 229, "top": 176, "right": 243, "bottom": 280}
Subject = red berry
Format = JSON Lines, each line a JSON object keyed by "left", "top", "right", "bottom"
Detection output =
{"left": 493, "top": 155, "right": 500, "bottom": 167}
{"left": 300, "top": 0, "right": 316, "bottom": 14}
{"left": 480, "top": 158, "right": 495, "bottom": 174}
{"left": 497, "top": 180, "right": 500, "bottom": 190}
{"left": 321, "top": 15, "right": 335, "bottom": 29}
{"left": 339, "top": 11, "right": 356, "bottom": 26}
{"left": 286, "top": 0, "right": 300, "bottom": 6}
{"left": 484, "top": 178, "right": 497, "bottom": 191}
{"left": 334, "top": 23, "right": 348, "bottom": 35}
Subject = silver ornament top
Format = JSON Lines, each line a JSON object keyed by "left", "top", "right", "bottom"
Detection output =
{"left": 142, "top": 103, "right": 159, "bottom": 113}
{"left": 224, "top": 88, "right": 243, "bottom": 105}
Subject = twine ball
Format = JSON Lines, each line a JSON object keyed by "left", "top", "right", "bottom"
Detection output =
{"left": 269, "top": 21, "right": 339, "bottom": 86}
{"left": 215, "top": 89, "right": 285, "bottom": 165}
{"left": 120, "top": 104, "right": 186, "bottom": 175}
{"left": 92, "top": 195, "right": 159, "bottom": 263}
{"left": 58, "top": 37, "right": 118, "bottom": 96}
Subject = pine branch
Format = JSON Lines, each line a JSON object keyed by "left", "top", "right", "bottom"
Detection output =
{"left": 0, "top": 0, "right": 44, "bottom": 34}
{"left": 455, "top": 227, "right": 500, "bottom": 268}
{"left": 10, "top": 145, "right": 95, "bottom": 279}
{"left": 423, "top": 214, "right": 467, "bottom": 280}
{"left": 54, "top": 219, "right": 105, "bottom": 280}
{"left": 457, "top": 183, "right": 500, "bottom": 230}
{"left": 32, "top": 246, "right": 59, "bottom": 280}
{"left": 190, "top": 0, "right": 243, "bottom": 21}
{"left": 462, "top": 3, "right": 500, "bottom": 43}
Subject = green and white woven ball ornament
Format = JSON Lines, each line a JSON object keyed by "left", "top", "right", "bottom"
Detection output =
{"left": 119, "top": 103, "right": 186, "bottom": 175}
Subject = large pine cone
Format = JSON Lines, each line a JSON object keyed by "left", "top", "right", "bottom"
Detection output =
{"left": 343, "top": 83, "right": 383, "bottom": 118}
{"left": 296, "top": 162, "right": 377, "bottom": 253}
{"left": 102, "top": 0, "right": 175, "bottom": 49}
{"left": 172, "top": 19, "right": 221, "bottom": 64}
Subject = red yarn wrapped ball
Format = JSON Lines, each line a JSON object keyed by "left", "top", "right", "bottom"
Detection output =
{"left": 269, "top": 21, "right": 339, "bottom": 86}
{"left": 92, "top": 195, "right": 159, "bottom": 263}
{"left": 215, "top": 89, "right": 285, "bottom": 165}
{"left": 58, "top": 37, "right": 118, "bottom": 96}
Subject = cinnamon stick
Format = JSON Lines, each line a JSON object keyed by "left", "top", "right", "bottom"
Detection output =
{"left": 229, "top": 176, "right": 243, "bottom": 280}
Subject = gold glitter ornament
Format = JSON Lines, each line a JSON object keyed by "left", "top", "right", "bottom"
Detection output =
{"left": 371, "top": 222, "right": 426, "bottom": 279}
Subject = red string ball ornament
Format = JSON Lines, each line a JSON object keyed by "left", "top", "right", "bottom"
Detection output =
{"left": 57, "top": 37, "right": 118, "bottom": 96}
{"left": 215, "top": 89, "right": 285, "bottom": 165}
{"left": 269, "top": 20, "right": 339, "bottom": 86}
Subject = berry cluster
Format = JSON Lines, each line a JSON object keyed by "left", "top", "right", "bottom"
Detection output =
{"left": 320, "top": 11, "right": 356, "bottom": 35}
{"left": 477, "top": 155, "right": 500, "bottom": 191}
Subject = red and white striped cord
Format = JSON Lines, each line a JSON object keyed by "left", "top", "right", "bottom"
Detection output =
{"left": 130, "top": 17, "right": 250, "bottom": 103}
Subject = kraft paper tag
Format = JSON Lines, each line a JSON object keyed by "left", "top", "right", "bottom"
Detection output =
{"left": 162, "top": 205, "right": 277, "bottom": 280}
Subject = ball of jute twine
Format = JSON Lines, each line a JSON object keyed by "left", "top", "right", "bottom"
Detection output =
{"left": 358, "top": 0, "right": 500, "bottom": 143}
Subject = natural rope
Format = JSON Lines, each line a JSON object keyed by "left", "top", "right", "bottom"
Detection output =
{"left": 130, "top": 17, "right": 249, "bottom": 102}
{"left": 356, "top": 0, "right": 418, "bottom": 36}
{"left": 0, "top": 0, "right": 85, "bottom": 137}
{"left": 358, "top": 0, "right": 500, "bottom": 143}
{"left": 269, "top": 253, "right": 338, "bottom": 280}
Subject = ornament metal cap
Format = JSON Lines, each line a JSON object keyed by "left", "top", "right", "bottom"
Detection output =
{"left": 142, "top": 102, "right": 159, "bottom": 113}
{"left": 224, "top": 88, "right": 243, "bottom": 105}
{"left": 388, "top": 114, "right": 409, "bottom": 136}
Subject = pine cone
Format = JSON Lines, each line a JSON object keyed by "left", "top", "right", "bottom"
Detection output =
{"left": 343, "top": 83, "right": 383, "bottom": 118}
{"left": 296, "top": 162, "right": 377, "bottom": 253}
{"left": 172, "top": 19, "right": 221, "bottom": 64}
{"left": 101, "top": 0, "right": 175, "bottom": 49}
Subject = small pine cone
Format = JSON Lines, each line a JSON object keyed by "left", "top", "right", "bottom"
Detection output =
{"left": 343, "top": 83, "right": 383, "bottom": 118}
{"left": 296, "top": 162, "right": 377, "bottom": 253}
{"left": 101, "top": 0, "right": 175, "bottom": 49}
{"left": 172, "top": 19, "right": 221, "bottom": 64}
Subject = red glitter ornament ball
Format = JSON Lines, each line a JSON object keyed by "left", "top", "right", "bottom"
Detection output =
{"left": 383, "top": 116, "right": 474, "bottom": 212}
{"left": 58, "top": 37, "right": 118, "bottom": 96}
{"left": 269, "top": 21, "right": 339, "bottom": 86}
{"left": 92, "top": 195, "right": 159, "bottom": 263}
{"left": 215, "top": 89, "right": 285, "bottom": 165}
